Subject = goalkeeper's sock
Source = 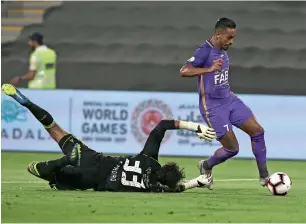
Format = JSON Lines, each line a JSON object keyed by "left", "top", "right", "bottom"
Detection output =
{"left": 251, "top": 131, "right": 269, "bottom": 178}
{"left": 204, "top": 147, "right": 239, "bottom": 170}
{"left": 183, "top": 178, "right": 199, "bottom": 190}
{"left": 24, "top": 102, "right": 55, "bottom": 129}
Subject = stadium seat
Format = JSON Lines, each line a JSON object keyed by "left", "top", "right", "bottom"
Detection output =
{"left": 2, "top": 2, "right": 306, "bottom": 94}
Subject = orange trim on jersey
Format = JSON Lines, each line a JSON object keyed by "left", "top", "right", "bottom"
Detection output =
{"left": 200, "top": 76, "right": 212, "bottom": 128}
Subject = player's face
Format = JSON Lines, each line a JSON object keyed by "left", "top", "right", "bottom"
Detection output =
{"left": 217, "top": 28, "right": 236, "bottom": 51}
{"left": 28, "top": 40, "right": 37, "bottom": 50}
{"left": 28, "top": 40, "right": 34, "bottom": 47}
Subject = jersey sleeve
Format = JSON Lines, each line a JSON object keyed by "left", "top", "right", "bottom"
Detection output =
{"left": 185, "top": 46, "right": 210, "bottom": 68}
{"left": 29, "top": 55, "right": 37, "bottom": 71}
{"left": 139, "top": 147, "right": 159, "bottom": 161}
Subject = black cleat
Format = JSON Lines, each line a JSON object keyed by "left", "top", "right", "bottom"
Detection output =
{"left": 27, "top": 161, "right": 41, "bottom": 178}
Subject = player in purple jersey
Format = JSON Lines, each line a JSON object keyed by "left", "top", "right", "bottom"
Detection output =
{"left": 180, "top": 17, "right": 269, "bottom": 189}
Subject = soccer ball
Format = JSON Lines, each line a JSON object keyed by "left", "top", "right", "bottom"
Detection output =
{"left": 266, "top": 172, "right": 292, "bottom": 196}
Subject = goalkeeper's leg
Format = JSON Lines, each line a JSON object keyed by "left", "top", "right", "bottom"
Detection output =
{"left": 2, "top": 84, "right": 71, "bottom": 154}
{"left": 27, "top": 143, "right": 81, "bottom": 181}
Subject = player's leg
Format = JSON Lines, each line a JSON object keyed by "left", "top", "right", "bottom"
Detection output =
{"left": 199, "top": 131, "right": 239, "bottom": 172}
{"left": 229, "top": 97, "right": 269, "bottom": 185}
{"left": 1, "top": 84, "right": 67, "bottom": 143}
{"left": 2, "top": 85, "right": 90, "bottom": 171}
{"left": 2, "top": 84, "right": 100, "bottom": 187}
{"left": 240, "top": 117, "right": 269, "bottom": 185}
{"left": 2, "top": 84, "right": 69, "bottom": 151}
{"left": 29, "top": 144, "right": 100, "bottom": 191}
{"left": 30, "top": 134, "right": 101, "bottom": 180}
{"left": 198, "top": 108, "right": 239, "bottom": 189}
{"left": 27, "top": 143, "right": 81, "bottom": 181}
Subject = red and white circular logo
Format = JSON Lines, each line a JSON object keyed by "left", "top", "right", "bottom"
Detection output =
{"left": 131, "top": 99, "right": 173, "bottom": 145}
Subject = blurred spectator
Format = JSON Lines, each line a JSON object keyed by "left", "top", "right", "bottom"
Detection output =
{"left": 10, "top": 32, "right": 57, "bottom": 89}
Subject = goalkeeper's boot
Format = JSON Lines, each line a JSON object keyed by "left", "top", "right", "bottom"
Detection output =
{"left": 2, "top": 84, "right": 29, "bottom": 105}
{"left": 68, "top": 143, "right": 81, "bottom": 166}
{"left": 27, "top": 161, "right": 42, "bottom": 178}
{"left": 27, "top": 161, "right": 53, "bottom": 181}
{"left": 197, "top": 160, "right": 214, "bottom": 190}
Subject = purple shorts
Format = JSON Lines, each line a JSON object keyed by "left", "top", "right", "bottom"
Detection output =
{"left": 201, "top": 96, "right": 253, "bottom": 138}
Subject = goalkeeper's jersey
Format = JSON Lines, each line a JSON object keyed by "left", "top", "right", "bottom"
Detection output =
{"left": 97, "top": 154, "right": 171, "bottom": 192}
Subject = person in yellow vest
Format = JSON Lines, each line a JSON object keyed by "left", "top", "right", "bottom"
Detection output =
{"left": 9, "top": 32, "right": 57, "bottom": 89}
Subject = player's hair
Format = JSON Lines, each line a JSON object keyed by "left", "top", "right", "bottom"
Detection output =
{"left": 158, "top": 162, "right": 185, "bottom": 189}
{"left": 215, "top": 17, "right": 236, "bottom": 31}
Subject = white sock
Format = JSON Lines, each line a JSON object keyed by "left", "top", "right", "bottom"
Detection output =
{"left": 183, "top": 178, "right": 199, "bottom": 190}
{"left": 179, "top": 121, "right": 199, "bottom": 132}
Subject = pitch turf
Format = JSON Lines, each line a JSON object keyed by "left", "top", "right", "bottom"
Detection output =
{"left": 1, "top": 152, "right": 306, "bottom": 223}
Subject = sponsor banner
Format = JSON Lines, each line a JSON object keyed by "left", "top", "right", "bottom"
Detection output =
{"left": 71, "top": 91, "right": 220, "bottom": 156}
{"left": 2, "top": 89, "right": 306, "bottom": 160}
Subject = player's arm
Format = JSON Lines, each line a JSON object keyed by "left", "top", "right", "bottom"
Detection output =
{"left": 151, "top": 174, "right": 212, "bottom": 193}
{"left": 180, "top": 63, "right": 221, "bottom": 77}
{"left": 9, "top": 55, "right": 37, "bottom": 86}
{"left": 180, "top": 46, "right": 222, "bottom": 77}
{"left": 175, "top": 174, "right": 212, "bottom": 192}
{"left": 140, "top": 120, "right": 216, "bottom": 160}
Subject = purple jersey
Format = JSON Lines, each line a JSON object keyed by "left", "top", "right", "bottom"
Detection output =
{"left": 185, "top": 40, "right": 253, "bottom": 137}
{"left": 186, "top": 40, "right": 231, "bottom": 113}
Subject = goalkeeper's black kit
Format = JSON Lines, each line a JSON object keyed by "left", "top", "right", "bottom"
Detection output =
{"left": 46, "top": 121, "right": 176, "bottom": 193}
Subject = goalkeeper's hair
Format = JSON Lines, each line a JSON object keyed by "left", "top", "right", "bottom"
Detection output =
{"left": 157, "top": 162, "right": 185, "bottom": 189}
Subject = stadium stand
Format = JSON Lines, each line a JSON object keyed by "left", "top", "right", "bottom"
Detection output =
{"left": 2, "top": 2, "right": 306, "bottom": 94}
{"left": 1, "top": 1, "right": 62, "bottom": 43}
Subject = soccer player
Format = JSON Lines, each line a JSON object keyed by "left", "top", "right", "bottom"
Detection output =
{"left": 2, "top": 84, "right": 215, "bottom": 192}
{"left": 180, "top": 17, "right": 269, "bottom": 189}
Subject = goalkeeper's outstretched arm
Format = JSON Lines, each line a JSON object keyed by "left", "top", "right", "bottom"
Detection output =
{"left": 174, "top": 174, "right": 213, "bottom": 192}
{"left": 140, "top": 120, "right": 216, "bottom": 160}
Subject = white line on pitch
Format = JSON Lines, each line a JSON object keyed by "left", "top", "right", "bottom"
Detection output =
{"left": 1, "top": 181, "right": 45, "bottom": 184}
{"left": 1, "top": 178, "right": 258, "bottom": 184}
{"left": 216, "top": 178, "right": 258, "bottom": 182}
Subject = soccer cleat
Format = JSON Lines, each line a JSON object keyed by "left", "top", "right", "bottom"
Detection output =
{"left": 68, "top": 143, "right": 81, "bottom": 166}
{"left": 197, "top": 160, "right": 214, "bottom": 190}
{"left": 27, "top": 161, "right": 41, "bottom": 178}
{"left": 27, "top": 161, "right": 56, "bottom": 182}
{"left": 2, "top": 84, "right": 29, "bottom": 105}
{"left": 259, "top": 176, "right": 270, "bottom": 187}
{"left": 195, "top": 174, "right": 212, "bottom": 188}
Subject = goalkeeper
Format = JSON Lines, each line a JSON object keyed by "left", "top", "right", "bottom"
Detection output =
{"left": 2, "top": 84, "right": 216, "bottom": 192}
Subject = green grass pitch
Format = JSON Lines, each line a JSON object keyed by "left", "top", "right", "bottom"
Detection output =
{"left": 2, "top": 151, "right": 306, "bottom": 223}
